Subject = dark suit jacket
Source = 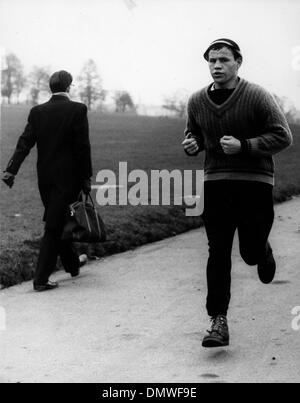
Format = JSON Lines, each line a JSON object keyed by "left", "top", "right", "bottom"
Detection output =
{"left": 6, "top": 95, "right": 93, "bottom": 230}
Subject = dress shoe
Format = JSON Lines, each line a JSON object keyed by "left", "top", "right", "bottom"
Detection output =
{"left": 33, "top": 281, "right": 59, "bottom": 292}
{"left": 69, "top": 268, "right": 80, "bottom": 278}
{"left": 69, "top": 254, "right": 88, "bottom": 277}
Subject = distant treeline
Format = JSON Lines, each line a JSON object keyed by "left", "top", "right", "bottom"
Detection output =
{"left": 1, "top": 52, "right": 300, "bottom": 122}
{"left": 1, "top": 53, "right": 136, "bottom": 113}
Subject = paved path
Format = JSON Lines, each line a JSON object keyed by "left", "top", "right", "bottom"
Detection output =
{"left": 1, "top": 198, "right": 300, "bottom": 383}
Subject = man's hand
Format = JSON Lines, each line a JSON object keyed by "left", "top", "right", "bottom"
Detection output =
{"left": 220, "top": 136, "right": 241, "bottom": 155}
{"left": 2, "top": 171, "right": 15, "bottom": 188}
{"left": 82, "top": 178, "right": 91, "bottom": 195}
{"left": 182, "top": 136, "right": 199, "bottom": 155}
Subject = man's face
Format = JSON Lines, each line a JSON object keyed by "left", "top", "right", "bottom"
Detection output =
{"left": 208, "top": 47, "right": 241, "bottom": 86}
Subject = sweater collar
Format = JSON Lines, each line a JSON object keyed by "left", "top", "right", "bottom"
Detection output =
{"left": 203, "top": 77, "right": 247, "bottom": 115}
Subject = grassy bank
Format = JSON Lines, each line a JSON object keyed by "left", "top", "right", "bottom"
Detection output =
{"left": 0, "top": 105, "right": 299, "bottom": 288}
{"left": 0, "top": 205, "right": 203, "bottom": 288}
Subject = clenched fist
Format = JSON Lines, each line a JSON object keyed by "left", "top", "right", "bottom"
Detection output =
{"left": 182, "top": 134, "right": 199, "bottom": 155}
{"left": 220, "top": 136, "right": 241, "bottom": 155}
{"left": 82, "top": 178, "right": 92, "bottom": 195}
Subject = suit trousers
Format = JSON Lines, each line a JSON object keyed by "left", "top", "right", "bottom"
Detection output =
{"left": 201, "top": 180, "right": 274, "bottom": 317}
{"left": 34, "top": 182, "right": 81, "bottom": 285}
{"left": 34, "top": 229, "right": 80, "bottom": 285}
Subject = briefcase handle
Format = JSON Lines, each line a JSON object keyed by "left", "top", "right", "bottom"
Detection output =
{"left": 77, "top": 191, "right": 96, "bottom": 208}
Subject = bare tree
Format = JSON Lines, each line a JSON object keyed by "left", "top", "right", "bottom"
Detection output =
{"left": 14, "top": 69, "right": 26, "bottom": 104}
{"left": 114, "top": 90, "right": 135, "bottom": 113}
{"left": 162, "top": 91, "right": 188, "bottom": 118}
{"left": 1, "top": 53, "right": 25, "bottom": 104}
{"left": 28, "top": 67, "right": 50, "bottom": 105}
{"left": 78, "top": 59, "right": 106, "bottom": 110}
{"left": 273, "top": 94, "right": 300, "bottom": 124}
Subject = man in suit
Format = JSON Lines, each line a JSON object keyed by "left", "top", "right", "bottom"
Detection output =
{"left": 2, "top": 70, "right": 92, "bottom": 291}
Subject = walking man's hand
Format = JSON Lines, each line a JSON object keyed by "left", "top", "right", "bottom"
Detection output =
{"left": 82, "top": 178, "right": 91, "bottom": 195}
{"left": 2, "top": 171, "right": 15, "bottom": 188}
{"left": 220, "top": 136, "right": 241, "bottom": 155}
{"left": 182, "top": 135, "right": 199, "bottom": 155}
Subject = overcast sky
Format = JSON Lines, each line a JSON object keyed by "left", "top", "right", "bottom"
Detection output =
{"left": 1, "top": 0, "right": 300, "bottom": 107}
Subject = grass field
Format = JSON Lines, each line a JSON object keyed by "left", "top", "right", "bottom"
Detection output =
{"left": 1, "top": 105, "right": 299, "bottom": 288}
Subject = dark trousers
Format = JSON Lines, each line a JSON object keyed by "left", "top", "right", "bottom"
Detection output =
{"left": 34, "top": 228, "right": 80, "bottom": 285}
{"left": 34, "top": 182, "right": 81, "bottom": 285}
{"left": 202, "top": 180, "right": 274, "bottom": 317}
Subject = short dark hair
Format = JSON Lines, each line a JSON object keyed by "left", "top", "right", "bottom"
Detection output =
{"left": 49, "top": 70, "right": 73, "bottom": 93}
{"left": 208, "top": 44, "right": 242, "bottom": 61}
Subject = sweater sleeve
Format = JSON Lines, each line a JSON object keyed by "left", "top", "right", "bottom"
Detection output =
{"left": 246, "top": 88, "right": 293, "bottom": 156}
{"left": 184, "top": 96, "right": 205, "bottom": 156}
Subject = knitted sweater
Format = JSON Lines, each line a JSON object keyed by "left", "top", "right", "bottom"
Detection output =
{"left": 184, "top": 78, "right": 293, "bottom": 185}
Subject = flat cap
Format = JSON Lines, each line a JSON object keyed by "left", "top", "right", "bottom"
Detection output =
{"left": 203, "top": 38, "right": 242, "bottom": 61}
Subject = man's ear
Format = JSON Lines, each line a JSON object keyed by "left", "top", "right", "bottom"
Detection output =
{"left": 236, "top": 57, "right": 243, "bottom": 68}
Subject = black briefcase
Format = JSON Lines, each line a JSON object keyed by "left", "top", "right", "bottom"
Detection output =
{"left": 61, "top": 192, "right": 106, "bottom": 243}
